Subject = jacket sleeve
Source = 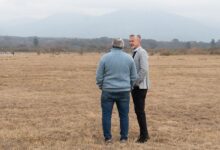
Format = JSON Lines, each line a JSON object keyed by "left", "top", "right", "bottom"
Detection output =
{"left": 130, "top": 59, "right": 138, "bottom": 88}
{"left": 135, "top": 50, "right": 148, "bottom": 85}
{"left": 96, "top": 57, "right": 105, "bottom": 89}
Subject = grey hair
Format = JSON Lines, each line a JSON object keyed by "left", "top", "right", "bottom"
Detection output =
{"left": 129, "top": 34, "right": 142, "bottom": 40}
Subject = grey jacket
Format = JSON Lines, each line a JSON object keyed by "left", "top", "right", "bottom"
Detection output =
{"left": 132, "top": 47, "right": 150, "bottom": 89}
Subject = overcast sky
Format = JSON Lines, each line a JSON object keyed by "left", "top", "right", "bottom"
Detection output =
{"left": 0, "top": 0, "right": 219, "bottom": 26}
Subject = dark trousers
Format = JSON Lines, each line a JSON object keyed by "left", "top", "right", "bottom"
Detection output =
{"left": 132, "top": 88, "right": 149, "bottom": 138}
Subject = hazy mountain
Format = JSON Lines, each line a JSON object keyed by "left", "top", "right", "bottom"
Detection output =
{"left": 0, "top": 10, "right": 219, "bottom": 41}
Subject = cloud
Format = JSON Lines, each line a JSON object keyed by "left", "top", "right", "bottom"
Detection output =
{"left": 0, "top": 0, "right": 219, "bottom": 25}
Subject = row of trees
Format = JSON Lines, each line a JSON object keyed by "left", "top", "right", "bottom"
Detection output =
{"left": 141, "top": 38, "right": 219, "bottom": 49}
{"left": 0, "top": 36, "right": 219, "bottom": 54}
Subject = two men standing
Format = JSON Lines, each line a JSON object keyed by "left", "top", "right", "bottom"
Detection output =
{"left": 96, "top": 35, "right": 150, "bottom": 143}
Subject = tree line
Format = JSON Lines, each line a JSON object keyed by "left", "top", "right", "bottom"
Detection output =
{"left": 0, "top": 36, "right": 219, "bottom": 55}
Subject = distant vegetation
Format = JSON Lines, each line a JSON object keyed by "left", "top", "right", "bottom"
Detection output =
{"left": 0, "top": 36, "right": 219, "bottom": 55}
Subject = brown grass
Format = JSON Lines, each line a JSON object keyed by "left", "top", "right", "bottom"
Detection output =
{"left": 0, "top": 53, "right": 219, "bottom": 150}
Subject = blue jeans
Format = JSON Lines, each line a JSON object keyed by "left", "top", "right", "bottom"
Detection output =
{"left": 101, "top": 91, "right": 130, "bottom": 140}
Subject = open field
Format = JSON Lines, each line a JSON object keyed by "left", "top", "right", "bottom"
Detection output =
{"left": 0, "top": 53, "right": 219, "bottom": 150}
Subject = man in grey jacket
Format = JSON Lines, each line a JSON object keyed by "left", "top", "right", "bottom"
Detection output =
{"left": 96, "top": 38, "right": 137, "bottom": 143}
{"left": 129, "top": 34, "right": 150, "bottom": 143}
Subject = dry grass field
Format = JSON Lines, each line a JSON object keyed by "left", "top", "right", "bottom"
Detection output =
{"left": 0, "top": 53, "right": 219, "bottom": 150}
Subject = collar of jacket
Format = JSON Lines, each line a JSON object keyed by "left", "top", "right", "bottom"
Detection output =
{"left": 133, "top": 46, "right": 142, "bottom": 52}
{"left": 111, "top": 48, "right": 123, "bottom": 51}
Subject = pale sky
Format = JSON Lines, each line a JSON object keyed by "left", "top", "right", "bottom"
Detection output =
{"left": 0, "top": 0, "right": 219, "bottom": 26}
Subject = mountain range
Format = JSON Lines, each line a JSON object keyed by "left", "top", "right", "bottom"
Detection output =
{"left": 0, "top": 10, "right": 219, "bottom": 41}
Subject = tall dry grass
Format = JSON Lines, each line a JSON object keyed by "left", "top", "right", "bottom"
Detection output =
{"left": 0, "top": 53, "right": 219, "bottom": 149}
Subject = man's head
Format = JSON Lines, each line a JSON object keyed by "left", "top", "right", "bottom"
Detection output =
{"left": 129, "top": 34, "right": 141, "bottom": 49}
{"left": 112, "top": 38, "right": 124, "bottom": 49}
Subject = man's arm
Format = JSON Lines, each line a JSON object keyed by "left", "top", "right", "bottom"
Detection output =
{"left": 96, "top": 58, "right": 105, "bottom": 89}
{"left": 130, "top": 60, "right": 138, "bottom": 88}
{"left": 135, "top": 50, "right": 148, "bottom": 85}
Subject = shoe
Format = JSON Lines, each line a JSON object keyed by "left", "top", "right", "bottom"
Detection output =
{"left": 120, "top": 138, "right": 128, "bottom": 143}
{"left": 136, "top": 136, "right": 150, "bottom": 143}
{"left": 105, "top": 138, "right": 112, "bottom": 144}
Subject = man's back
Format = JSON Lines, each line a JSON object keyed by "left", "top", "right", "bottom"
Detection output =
{"left": 96, "top": 38, "right": 136, "bottom": 142}
{"left": 96, "top": 48, "right": 137, "bottom": 92}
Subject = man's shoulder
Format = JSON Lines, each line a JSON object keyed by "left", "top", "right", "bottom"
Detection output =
{"left": 137, "top": 47, "right": 148, "bottom": 56}
{"left": 122, "top": 51, "right": 132, "bottom": 57}
{"left": 99, "top": 52, "right": 110, "bottom": 62}
{"left": 138, "top": 47, "right": 147, "bottom": 52}
{"left": 121, "top": 51, "right": 134, "bottom": 61}
{"left": 101, "top": 51, "right": 112, "bottom": 58}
